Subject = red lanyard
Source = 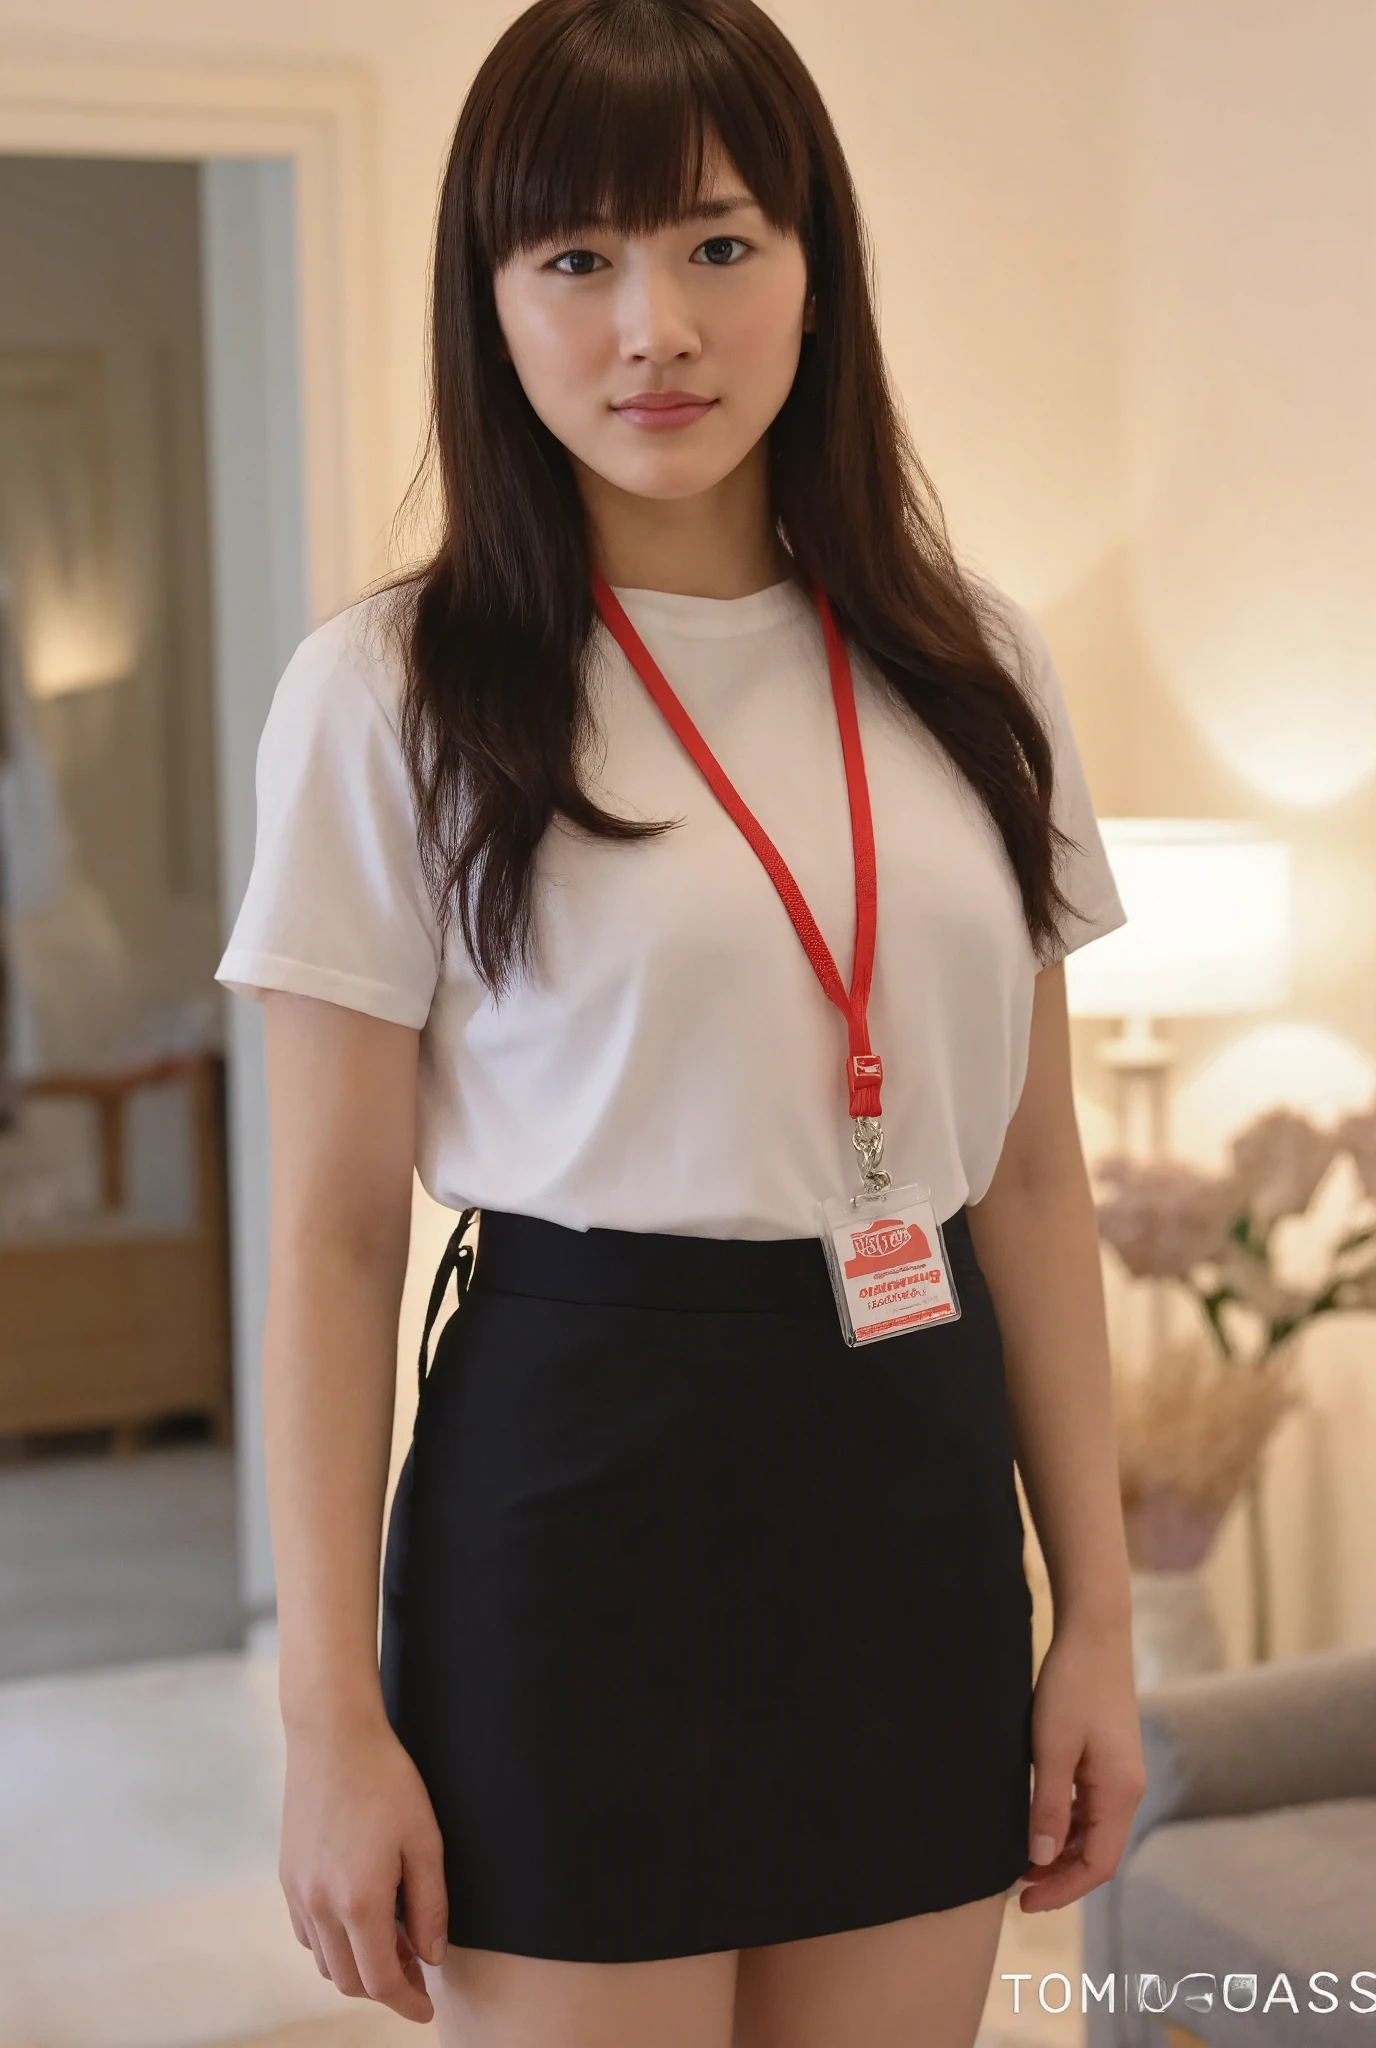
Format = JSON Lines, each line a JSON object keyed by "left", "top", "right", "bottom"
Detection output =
{"left": 592, "top": 571, "right": 884, "bottom": 1122}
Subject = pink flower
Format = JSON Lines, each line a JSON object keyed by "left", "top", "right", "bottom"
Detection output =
{"left": 1093, "top": 1155, "right": 1240, "bottom": 1278}
{"left": 1334, "top": 1106, "right": 1376, "bottom": 1202}
{"left": 1228, "top": 1109, "right": 1340, "bottom": 1237}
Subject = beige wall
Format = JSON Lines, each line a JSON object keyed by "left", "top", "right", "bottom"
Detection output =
{"left": 3, "top": 0, "right": 1371, "bottom": 1649}
{"left": 1113, "top": 0, "right": 1376, "bottom": 1656}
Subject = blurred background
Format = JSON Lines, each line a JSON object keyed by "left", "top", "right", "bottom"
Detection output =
{"left": 0, "top": 3, "right": 1371, "bottom": 2045}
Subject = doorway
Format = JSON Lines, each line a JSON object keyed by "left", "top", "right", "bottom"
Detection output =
{"left": 0, "top": 150, "right": 309, "bottom": 1674}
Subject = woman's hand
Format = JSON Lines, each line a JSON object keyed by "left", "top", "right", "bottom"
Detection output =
{"left": 1016, "top": 1612, "right": 1146, "bottom": 1912}
{"left": 280, "top": 1711, "right": 449, "bottom": 2022}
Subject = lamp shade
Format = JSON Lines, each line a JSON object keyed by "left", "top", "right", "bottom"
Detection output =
{"left": 1064, "top": 820, "right": 1292, "bottom": 1019}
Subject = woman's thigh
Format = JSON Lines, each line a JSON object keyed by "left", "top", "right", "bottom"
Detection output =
{"left": 732, "top": 1891, "right": 1010, "bottom": 2048}
{"left": 425, "top": 1943, "right": 739, "bottom": 2048}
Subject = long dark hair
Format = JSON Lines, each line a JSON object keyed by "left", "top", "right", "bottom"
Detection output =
{"left": 384, "top": 0, "right": 1082, "bottom": 992}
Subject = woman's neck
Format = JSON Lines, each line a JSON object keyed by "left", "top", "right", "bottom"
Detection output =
{"left": 575, "top": 440, "right": 791, "bottom": 599}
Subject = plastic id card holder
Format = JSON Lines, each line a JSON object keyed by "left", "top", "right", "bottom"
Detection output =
{"left": 816, "top": 1182, "right": 962, "bottom": 1347}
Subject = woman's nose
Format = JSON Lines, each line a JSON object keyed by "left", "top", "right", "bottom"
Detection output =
{"left": 616, "top": 265, "right": 701, "bottom": 364}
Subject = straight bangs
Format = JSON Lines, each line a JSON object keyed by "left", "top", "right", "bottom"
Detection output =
{"left": 470, "top": 2, "right": 814, "bottom": 268}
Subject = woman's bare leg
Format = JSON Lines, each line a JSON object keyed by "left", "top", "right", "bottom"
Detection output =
{"left": 732, "top": 1891, "right": 1010, "bottom": 2048}
{"left": 425, "top": 1944, "right": 739, "bottom": 2048}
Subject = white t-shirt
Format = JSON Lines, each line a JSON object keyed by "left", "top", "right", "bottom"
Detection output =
{"left": 215, "top": 575, "right": 1127, "bottom": 1237}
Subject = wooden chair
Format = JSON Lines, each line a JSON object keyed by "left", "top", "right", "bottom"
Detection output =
{"left": 0, "top": 1050, "right": 232, "bottom": 1448}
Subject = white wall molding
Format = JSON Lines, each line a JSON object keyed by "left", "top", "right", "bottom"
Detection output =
{"left": 0, "top": 41, "right": 385, "bottom": 619}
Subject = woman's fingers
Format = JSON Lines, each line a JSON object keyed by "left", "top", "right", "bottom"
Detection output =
{"left": 310, "top": 1910, "right": 369, "bottom": 1997}
{"left": 1075, "top": 1751, "right": 1144, "bottom": 1880}
{"left": 291, "top": 1887, "right": 435, "bottom": 2021}
{"left": 294, "top": 1872, "right": 438, "bottom": 2018}
{"left": 399, "top": 1827, "right": 450, "bottom": 1969}
{"left": 1020, "top": 1756, "right": 1144, "bottom": 1910}
{"left": 285, "top": 1896, "right": 312, "bottom": 1952}
{"left": 1026, "top": 1729, "right": 1081, "bottom": 1870}
{"left": 285, "top": 1887, "right": 331, "bottom": 1979}
{"left": 343, "top": 1903, "right": 436, "bottom": 2022}
{"left": 397, "top": 1940, "right": 430, "bottom": 1995}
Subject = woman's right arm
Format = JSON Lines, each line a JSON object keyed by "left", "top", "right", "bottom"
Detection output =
{"left": 261, "top": 987, "right": 448, "bottom": 2023}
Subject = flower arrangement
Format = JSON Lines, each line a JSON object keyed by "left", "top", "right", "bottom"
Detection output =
{"left": 1093, "top": 1104, "right": 1376, "bottom": 1646}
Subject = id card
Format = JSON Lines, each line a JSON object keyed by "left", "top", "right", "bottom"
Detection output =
{"left": 816, "top": 1182, "right": 962, "bottom": 1347}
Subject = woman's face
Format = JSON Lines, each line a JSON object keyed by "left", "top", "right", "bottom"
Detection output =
{"left": 492, "top": 143, "right": 811, "bottom": 504}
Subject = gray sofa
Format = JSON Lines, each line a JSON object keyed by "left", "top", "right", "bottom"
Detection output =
{"left": 1082, "top": 1645, "right": 1376, "bottom": 2047}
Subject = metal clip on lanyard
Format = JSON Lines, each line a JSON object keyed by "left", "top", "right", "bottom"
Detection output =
{"left": 852, "top": 1115, "right": 890, "bottom": 1196}
{"left": 417, "top": 1206, "right": 478, "bottom": 1404}
{"left": 593, "top": 570, "right": 890, "bottom": 1196}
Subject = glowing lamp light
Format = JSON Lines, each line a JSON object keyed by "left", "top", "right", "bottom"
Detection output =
{"left": 1065, "top": 820, "right": 1293, "bottom": 1022}
{"left": 25, "top": 604, "right": 136, "bottom": 699}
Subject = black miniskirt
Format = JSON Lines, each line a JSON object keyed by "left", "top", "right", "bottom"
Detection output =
{"left": 380, "top": 1203, "right": 1034, "bottom": 1963}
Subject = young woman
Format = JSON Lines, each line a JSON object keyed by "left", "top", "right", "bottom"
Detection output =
{"left": 216, "top": 0, "right": 1147, "bottom": 2040}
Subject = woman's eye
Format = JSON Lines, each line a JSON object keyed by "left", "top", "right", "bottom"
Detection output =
{"left": 694, "top": 236, "right": 749, "bottom": 266}
{"left": 548, "top": 248, "right": 604, "bottom": 276}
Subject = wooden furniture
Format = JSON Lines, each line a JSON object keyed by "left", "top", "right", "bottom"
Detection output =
{"left": 0, "top": 1051, "right": 232, "bottom": 1446}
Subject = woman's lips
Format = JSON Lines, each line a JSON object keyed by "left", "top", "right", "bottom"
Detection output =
{"left": 612, "top": 392, "right": 718, "bottom": 431}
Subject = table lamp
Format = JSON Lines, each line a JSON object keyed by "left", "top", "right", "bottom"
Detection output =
{"left": 1066, "top": 820, "right": 1293, "bottom": 1164}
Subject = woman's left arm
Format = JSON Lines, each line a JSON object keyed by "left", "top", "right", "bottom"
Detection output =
{"left": 965, "top": 958, "right": 1147, "bottom": 1911}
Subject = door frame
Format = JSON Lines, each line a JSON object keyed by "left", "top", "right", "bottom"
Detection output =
{"left": 0, "top": 45, "right": 385, "bottom": 1623}
{"left": 0, "top": 43, "right": 383, "bottom": 620}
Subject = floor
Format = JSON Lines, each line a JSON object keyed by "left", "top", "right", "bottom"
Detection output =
{"left": 0, "top": 1439, "right": 241, "bottom": 1680}
{"left": 0, "top": 1640, "right": 1084, "bottom": 2048}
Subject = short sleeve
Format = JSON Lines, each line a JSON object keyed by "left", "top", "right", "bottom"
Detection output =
{"left": 973, "top": 578, "right": 1128, "bottom": 967}
{"left": 215, "top": 604, "right": 442, "bottom": 1028}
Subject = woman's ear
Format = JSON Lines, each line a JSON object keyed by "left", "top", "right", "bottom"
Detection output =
{"left": 802, "top": 294, "right": 817, "bottom": 334}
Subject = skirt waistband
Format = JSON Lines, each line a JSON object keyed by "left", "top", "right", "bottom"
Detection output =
{"left": 468, "top": 1204, "right": 973, "bottom": 1315}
